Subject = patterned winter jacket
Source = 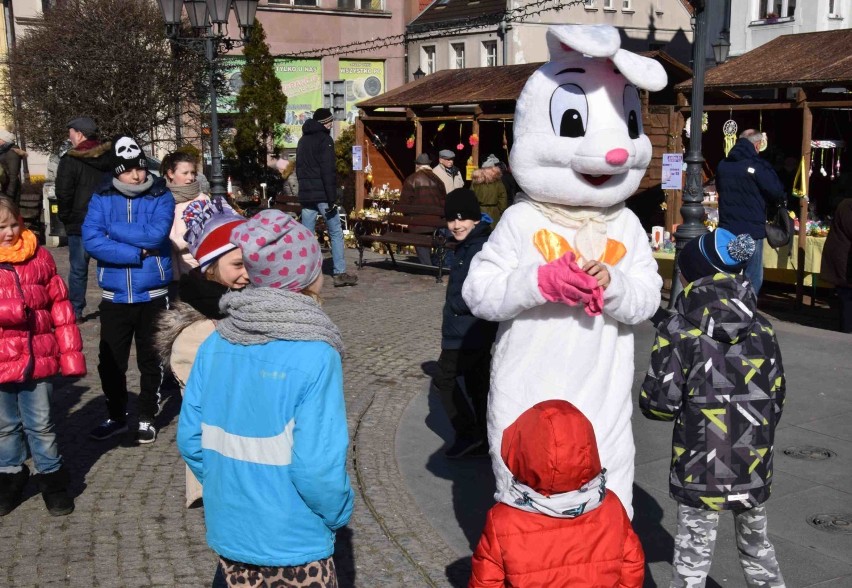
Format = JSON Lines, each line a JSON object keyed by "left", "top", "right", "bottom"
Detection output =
{"left": 640, "top": 273, "right": 785, "bottom": 511}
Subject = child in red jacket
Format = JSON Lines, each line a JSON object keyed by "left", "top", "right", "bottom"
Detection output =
{"left": 469, "top": 400, "right": 644, "bottom": 587}
{"left": 0, "top": 197, "right": 85, "bottom": 517}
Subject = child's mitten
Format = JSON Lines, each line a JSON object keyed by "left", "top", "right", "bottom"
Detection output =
{"left": 537, "top": 251, "right": 601, "bottom": 312}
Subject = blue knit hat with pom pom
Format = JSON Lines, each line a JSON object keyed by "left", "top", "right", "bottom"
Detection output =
{"left": 678, "top": 228, "right": 755, "bottom": 284}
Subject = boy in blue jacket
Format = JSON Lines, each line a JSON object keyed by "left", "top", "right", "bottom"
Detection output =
{"left": 434, "top": 189, "right": 497, "bottom": 459}
{"left": 83, "top": 136, "right": 175, "bottom": 444}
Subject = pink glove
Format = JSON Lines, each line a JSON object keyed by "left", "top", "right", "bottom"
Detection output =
{"left": 537, "top": 252, "right": 604, "bottom": 317}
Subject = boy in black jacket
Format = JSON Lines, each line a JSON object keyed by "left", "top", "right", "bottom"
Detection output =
{"left": 434, "top": 188, "right": 497, "bottom": 459}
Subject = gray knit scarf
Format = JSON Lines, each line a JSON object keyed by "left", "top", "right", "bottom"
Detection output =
{"left": 216, "top": 287, "right": 344, "bottom": 355}
{"left": 168, "top": 180, "right": 201, "bottom": 203}
{"left": 112, "top": 175, "right": 154, "bottom": 197}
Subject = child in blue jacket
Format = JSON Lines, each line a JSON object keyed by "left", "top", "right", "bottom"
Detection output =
{"left": 83, "top": 135, "right": 175, "bottom": 444}
{"left": 178, "top": 210, "right": 353, "bottom": 587}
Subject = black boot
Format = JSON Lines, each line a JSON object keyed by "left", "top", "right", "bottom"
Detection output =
{"left": 38, "top": 468, "right": 74, "bottom": 516}
{"left": 0, "top": 464, "right": 30, "bottom": 516}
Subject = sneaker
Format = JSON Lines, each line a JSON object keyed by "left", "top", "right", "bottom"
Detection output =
{"left": 445, "top": 437, "right": 485, "bottom": 459}
{"left": 89, "top": 419, "right": 128, "bottom": 441}
{"left": 333, "top": 273, "right": 359, "bottom": 287}
{"left": 137, "top": 421, "right": 157, "bottom": 444}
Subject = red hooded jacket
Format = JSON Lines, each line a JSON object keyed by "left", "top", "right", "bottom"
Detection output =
{"left": 469, "top": 400, "right": 644, "bottom": 588}
{"left": 0, "top": 245, "right": 85, "bottom": 383}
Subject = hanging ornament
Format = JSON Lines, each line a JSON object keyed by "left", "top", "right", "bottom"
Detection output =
{"left": 837, "top": 147, "right": 842, "bottom": 177}
{"left": 830, "top": 147, "right": 836, "bottom": 180}
{"left": 468, "top": 133, "right": 479, "bottom": 146}
{"left": 722, "top": 118, "right": 738, "bottom": 156}
{"left": 437, "top": 123, "right": 445, "bottom": 132}
{"left": 457, "top": 124, "right": 464, "bottom": 152}
{"left": 820, "top": 149, "right": 827, "bottom": 177}
{"left": 809, "top": 148, "right": 814, "bottom": 177}
{"left": 364, "top": 142, "right": 373, "bottom": 185}
{"left": 406, "top": 135, "right": 415, "bottom": 149}
{"left": 758, "top": 112, "right": 767, "bottom": 152}
{"left": 457, "top": 142, "right": 465, "bottom": 151}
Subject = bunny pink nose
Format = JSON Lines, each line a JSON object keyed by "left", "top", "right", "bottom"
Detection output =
{"left": 606, "top": 148, "right": 629, "bottom": 166}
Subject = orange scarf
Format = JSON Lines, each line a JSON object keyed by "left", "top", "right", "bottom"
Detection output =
{"left": 0, "top": 229, "right": 38, "bottom": 263}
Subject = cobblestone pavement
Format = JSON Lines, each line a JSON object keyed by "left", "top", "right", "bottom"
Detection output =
{"left": 0, "top": 246, "right": 457, "bottom": 587}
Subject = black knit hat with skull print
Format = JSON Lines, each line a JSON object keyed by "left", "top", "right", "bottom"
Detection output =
{"left": 111, "top": 135, "right": 148, "bottom": 177}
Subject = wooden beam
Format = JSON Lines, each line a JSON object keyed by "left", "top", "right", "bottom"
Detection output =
{"left": 475, "top": 113, "right": 515, "bottom": 121}
{"left": 412, "top": 115, "right": 476, "bottom": 122}
{"left": 355, "top": 116, "right": 366, "bottom": 211}
{"left": 805, "top": 99, "right": 852, "bottom": 109}
{"left": 679, "top": 102, "right": 795, "bottom": 112}
{"left": 415, "top": 117, "right": 422, "bottom": 155}
{"left": 357, "top": 115, "right": 411, "bottom": 122}
{"left": 796, "top": 88, "right": 812, "bottom": 308}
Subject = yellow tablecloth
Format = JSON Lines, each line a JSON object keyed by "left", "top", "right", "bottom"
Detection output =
{"left": 652, "top": 236, "right": 828, "bottom": 287}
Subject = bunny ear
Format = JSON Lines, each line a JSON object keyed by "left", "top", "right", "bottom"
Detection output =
{"left": 611, "top": 49, "right": 668, "bottom": 91}
{"left": 546, "top": 25, "right": 621, "bottom": 60}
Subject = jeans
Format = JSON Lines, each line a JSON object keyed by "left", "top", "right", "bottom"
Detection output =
{"left": 67, "top": 235, "right": 91, "bottom": 318}
{"left": 837, "top": 286, "right": 852, "bottom": 334}
{"left": 0, "top": 381, "right": 61, "bottom": 474}
{"left": 300, "top": 202, "right": 346, "bottom": 276}
{"left": 744, "top": 238, "right": 764, "bottom": 296}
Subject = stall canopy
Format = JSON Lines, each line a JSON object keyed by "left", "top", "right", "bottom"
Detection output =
{"left": 676, "top": 28, "right": 852, "bottom": 92}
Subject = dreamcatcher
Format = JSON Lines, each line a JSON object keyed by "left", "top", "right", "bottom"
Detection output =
{"left": 722, "top": 111, "right": 738, "bottom": 156}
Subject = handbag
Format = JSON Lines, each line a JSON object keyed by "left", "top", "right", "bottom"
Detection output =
{"left": 765, "top": 204, "right": 794, "bottom": 248}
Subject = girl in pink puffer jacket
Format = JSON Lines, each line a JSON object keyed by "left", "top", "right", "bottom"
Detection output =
{"left": 0, "top": 196, "right": 85, "bottom": 517}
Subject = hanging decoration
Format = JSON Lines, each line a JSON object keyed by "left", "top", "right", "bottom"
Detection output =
{"left": 758, "top": 111, "right": 768, "bottom": 152}
{"left": 406, "top": 134, "right": 415, "bottom": 149}
{"left": 363, "top": 141, "right": 373, "bottom": 185}
{"left": 810, "top": 140, "right": 845, "bottom": 180}
{"left": 683, "top": 112, "right": 708, "bottom": 139}
{"left": 468, "top": 133, "right": 479, "bottom": 147}
{"left": 502, "top": 120, "right": 510, "bottom": 159}
{"left": 457, "top": 123, "right": 464, "bottom": 152}
{"left": 722, "top": 112, "right": 737, "bottom": 156}
{"left": 792, "top": 156, "right": 808, "bottom": 198}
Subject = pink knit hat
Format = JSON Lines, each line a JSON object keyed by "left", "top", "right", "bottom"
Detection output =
{"left": 230, "top": 209, "right": 323, "bottom": 291}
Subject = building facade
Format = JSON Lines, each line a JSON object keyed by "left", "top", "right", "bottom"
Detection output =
{"left": 407, "top": 0, "right": 695, "bottom": 81}
{"left": 730, "top": 0, "right": 851, "bottom": 58}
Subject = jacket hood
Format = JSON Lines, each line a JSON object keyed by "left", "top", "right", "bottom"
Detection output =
{"left": 302, "top": 118, "right": 329, "bottom": 136}
{"left": 179, "top": 269, "right": 232, "bottom": 319}
{"left": 66, "top": 141, "right": 113, "bottom": 171}
{"left": 501, "top": 400, "right": 602, "bottom": 496}
{"left": 676, "top": 273, "right": 757, "bottom": 344}
{"left": 726, "top": 137, "right": 759, "bottom": 163}
{"left": 154, "top": 301, "right": 207, "bottom": 363}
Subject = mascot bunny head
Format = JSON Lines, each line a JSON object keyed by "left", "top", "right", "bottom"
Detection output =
{"left": 510, "top": 25, "right": 667, "bottom": 208}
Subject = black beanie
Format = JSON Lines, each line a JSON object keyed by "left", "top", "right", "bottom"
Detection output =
{"left": 313, "top": 108, "right": 334, "bottom": 124}
{"left": 678, "top": 228, "right": 756, "bottom": 284}
{"left": 111, "top": 135, "right": 148, "bottom": 177}
{"left": 445, "top": 188, "right": 481, "bottom": 221}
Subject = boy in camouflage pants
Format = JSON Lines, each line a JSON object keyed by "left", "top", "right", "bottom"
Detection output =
{"left": 640, "top": 229, "right": 785, "bottom": 588}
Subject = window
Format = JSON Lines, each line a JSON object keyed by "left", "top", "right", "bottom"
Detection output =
{"left": 451, "top": 43, "right": 465, "bottom": 69}
{"left": 270, "top": 0, "right": 318, "bottom": 5}
{"left": 337, "top": 0, "right": 383, "bottom": 8}
{"left": 482, "top": 40, "right": 497, "bottom": 67}
{"left": 421, "top": 45, "right": 436, "bottom": 75}
{"left": 829, "top": 0, "right": 840, "bottom": 15}
{"left": 622, "top": 0, "right": 632, "bottom": 9}
{"left": 584, "top": 0, "right": 595, "bottom": 6}
{"left": 763, "top": 0, "right": 795, "bottom": 18}
{"left": 603, "top": 0, "right": 614, "bottom": 9}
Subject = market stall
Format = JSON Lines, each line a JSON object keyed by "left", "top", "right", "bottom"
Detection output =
{"left": 353, "top": 52, "right": 693, "bottom": 227}
{"left": 674, "top": 28, "right": 852, "bottom": 304}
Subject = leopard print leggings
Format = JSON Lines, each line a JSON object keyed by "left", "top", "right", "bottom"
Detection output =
{"left": 218, "top": 556, "right": 338, "bottom": 588}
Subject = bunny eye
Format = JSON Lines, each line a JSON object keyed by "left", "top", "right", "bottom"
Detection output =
{"left": 623, "top": 85, "right": 643, "bottom": 139}
{"left": 550, "top": 83, "right": 587, "bottom": 138}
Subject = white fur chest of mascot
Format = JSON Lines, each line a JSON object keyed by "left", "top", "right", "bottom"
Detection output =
{"left": 462, "top": 25, "right": 665, "bottom": 518}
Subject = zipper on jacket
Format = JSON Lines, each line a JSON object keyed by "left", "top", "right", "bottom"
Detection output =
{"left": 2, "top": 263, "right": 35, "bottom": 380}
{"left": 126, "top": 197, "right": 133, "bottom": 303}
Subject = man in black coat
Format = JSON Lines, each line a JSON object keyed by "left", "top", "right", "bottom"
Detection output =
{"left": 717, "top": 129, "right": 786, "bottom": 295}
{"left": 295, "top": 108, "right": 357, "bottom": 287}
{"left": 55, "top": 116, "right": 112, "bottom": 321}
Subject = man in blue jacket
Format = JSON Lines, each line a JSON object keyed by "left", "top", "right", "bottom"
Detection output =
{"left": 717, "top": 129, "right": 786, "bottom": 295}
{"left": 83, "top": 135, "right": 175, "bottom": 444}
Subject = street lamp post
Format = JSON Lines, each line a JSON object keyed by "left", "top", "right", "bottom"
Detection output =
{"left": 413, "top": 67, "right": 426, "bottom": 81}
{"left": 669, "top": 1, "right": 710, "bottom": 307}
{"left": 157, "top": 0, "right": 258, "bottom": 201}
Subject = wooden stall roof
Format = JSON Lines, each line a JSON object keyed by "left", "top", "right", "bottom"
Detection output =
{"left": 358, "top": 51, "right": 692, "bottom": 110}
{"left": 676, "top": 29, "right": 852, "bottom": 92}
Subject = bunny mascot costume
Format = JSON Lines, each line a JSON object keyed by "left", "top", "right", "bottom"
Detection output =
{"left": 462, "top": 25, "right": 666, "bottom": 518}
